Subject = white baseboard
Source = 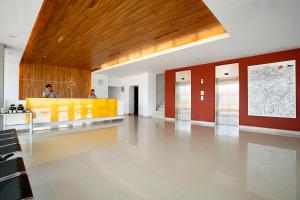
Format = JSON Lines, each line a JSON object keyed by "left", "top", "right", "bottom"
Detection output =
{"left": 124, "top": 113, "right": 134, "bottom": 116}
{"left": 164, "top": 117, "right": 175, "bottom": 122}
{"left": 152, "top": 115, "right": 164, "bottom": 119}
{"left": 32, "top": 121, "right": 124, "bottom": 139}
{"left": 163, "top": 118, "right": 215, "bottom": 127}
{"left": 239, "top": 125, "right": 300, "bottom": 138}
{"left": 4, "top": 116, "right": 124, "bottom": 131}
{"left": 191, "top": 120, "right": 215, "bottom": 127}
{"left": 139, "top": 115, "right": 152, "bottom": 119}
{"left": 124, "top": 113, "right": 152, "bottom": 118}
{"left": 161, "top": 119, "right": 300, "bottom": 137}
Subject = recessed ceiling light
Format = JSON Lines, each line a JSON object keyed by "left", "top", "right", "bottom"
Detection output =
{"left": 8, "top": 34, "right": 16, "bottom": 38}
{"left": 57, "top": 36, "right": 64, "bottom": 44}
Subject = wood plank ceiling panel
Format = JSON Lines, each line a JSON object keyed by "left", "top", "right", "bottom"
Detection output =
{"left": 19, "top": 62, "right": 91, "bottom": 99}
{"left": 22, "top": 0, "right": 226, "bottom": 70}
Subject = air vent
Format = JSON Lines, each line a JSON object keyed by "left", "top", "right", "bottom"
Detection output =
{"left": 8, "top": 34, "right": 16, "bottom": 38}
{"left": 88, "top": 0, "right": 99, "bottom": 8}
{"left": 108, "top": 52, "right": 120, "bottom": 58}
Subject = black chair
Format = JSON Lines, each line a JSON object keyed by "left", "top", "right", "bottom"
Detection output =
{"left": 0, "top": 133, "right": 17, "bottom": 140}
{"left": 0, "top": 158, "right": 33, "bottom": 199}
{"left": 0, "top": 129, "right": 21, "bottom": 162}
{"left": 0, "top": 130, "right": 34, "bottom": 199}
{"left": 0, "top": 129, "right": 17, "bottom": 135}
{"left": 0, "top": 158, "right": 26, "bottom": 178}
{"left": 0, "top": 129, "right": 17, "bottom": 140}
{"left": 0, "top": 137, "right": 19, "bottom": 147}
{"left": 0, "top": 143, "right": 22, "bottom": 162}
{"left": 0, "top": 174, "right": 33, "bottom": 199}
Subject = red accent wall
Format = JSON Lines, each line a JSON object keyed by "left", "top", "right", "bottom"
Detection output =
{"left": 165, "top": 48, "right": 300, "bottom": 131}
{"left": 191, "top": 64, "right": 216, "bottom": 122}
{"left": 165, "top": 70, "right": 176, "bottom": 118}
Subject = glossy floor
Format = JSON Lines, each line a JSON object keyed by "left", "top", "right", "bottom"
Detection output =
{"left": 23, "top": 117, "right": 300, "bottom": 200}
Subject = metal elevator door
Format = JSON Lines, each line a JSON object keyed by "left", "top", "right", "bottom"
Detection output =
{"left": 175, "top": 82, "right": 191, "bottom": 121}
{"left": 216, "top": 78, "right": 239, "bottom": 126}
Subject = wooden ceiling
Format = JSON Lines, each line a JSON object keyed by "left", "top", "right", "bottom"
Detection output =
{"left": 22, "top": 0, "right": 226, "bottom": 70}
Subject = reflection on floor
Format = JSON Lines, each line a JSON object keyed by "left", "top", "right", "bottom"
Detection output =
{"left": 23, "top": 116, "right": 300, "bottom": 200}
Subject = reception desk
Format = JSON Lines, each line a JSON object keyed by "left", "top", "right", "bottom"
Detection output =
{"left": 26, "top": 98, "right": 118, "bottom": 123}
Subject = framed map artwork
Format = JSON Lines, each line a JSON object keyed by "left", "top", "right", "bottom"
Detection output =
{"left": 248, "top": 60, "right": 296, "bottom": 118}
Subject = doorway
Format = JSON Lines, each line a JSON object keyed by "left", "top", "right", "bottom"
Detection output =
{"left": 216, "top": 77, "right": 239, "bottom": 126}
{"left": 134, "top": 86, "right": 138, "bottom": 115}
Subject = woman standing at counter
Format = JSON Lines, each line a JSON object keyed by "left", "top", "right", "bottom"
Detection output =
{"left": 88, "top": 89, "right": 97, "bottom": 99}
{"left": 42, "top": 84, "right": 57, "bottom": 98}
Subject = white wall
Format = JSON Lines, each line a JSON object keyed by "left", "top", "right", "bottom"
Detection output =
{"left": 108, "top": 86, "right": 121, "bottom": 100}
{"left": 128, "top": 86, "right": 135, "bottom": 114}
{"left": 156, "top": 73, "right": 165, "bottom": 107}
{"left": 4, "top": 62, "right": 19, "bottom": 100}
{"left": 91, "top": 73, "right": 108, "bottom": 98}
{"left": 2, "top": 47, "right": 24, "bottom": 126}
{"left": 0, "top": 43, "right": 4, "bottom": 109}
{"left": 120, "top": 73, "right": 145, "bottom": 115}
{"left": 3, "top": 47, "right": 22, "bottom": 101}
{"left": 108, "top": 77, "right": 121, "bottom": 87}
{"left": 122, "top": 73, "right": 156, "bottom": 117}
{"left": 148, "top": 73, "right": 156, "bottom": 116}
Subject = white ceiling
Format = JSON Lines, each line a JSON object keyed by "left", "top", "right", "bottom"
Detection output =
{"left": 0, "top": 0, "right": 43, "bottom": 64}
{"left": 95, "top": 0, "right": 300, "bottom": 77}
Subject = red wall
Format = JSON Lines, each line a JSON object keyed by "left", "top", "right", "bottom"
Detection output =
{"left": 165, "top": 70, "right": 176, "bottom": 118}
{"left": 165, "top": 48, "right": 300, "bottom": 131}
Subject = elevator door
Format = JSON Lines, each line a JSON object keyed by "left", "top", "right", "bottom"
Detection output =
{"left": 216, "top": 78, "right": 239, "bottom": 126}
{"left": 176, "top": 82, "right": 191, "bottom": 121}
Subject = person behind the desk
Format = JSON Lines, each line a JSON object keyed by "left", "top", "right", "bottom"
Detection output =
{"left": 88, "top": 89, "right": 97, "bottom": 98}
{"left": 42, "top": 84, "right": 57, "bottom": 98}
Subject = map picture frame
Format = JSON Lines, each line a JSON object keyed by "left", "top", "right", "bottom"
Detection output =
{"left": 248, "top": 60, "right": 296, "bottom": 118}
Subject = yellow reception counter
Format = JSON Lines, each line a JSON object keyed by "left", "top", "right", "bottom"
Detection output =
{"left": 26, "top": 98, "right": 118, "bottom": 123}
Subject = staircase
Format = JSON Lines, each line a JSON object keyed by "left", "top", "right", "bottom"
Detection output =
{"left": 153, "top": 101, "right": 165, "bottom": 119}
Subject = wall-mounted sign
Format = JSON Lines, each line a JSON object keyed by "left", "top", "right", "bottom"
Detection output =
{"left": 176, "top": 70, "right": 191, "bottom": 83}
{"left": 97, "top": 79, "right": 104, "bottom": 86}
{"left": 216, "top": 63, "right": 239, "bottom": 79}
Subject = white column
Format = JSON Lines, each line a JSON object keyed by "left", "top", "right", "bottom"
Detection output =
{"left": 0, "top": 43, "right": 4, "bottom": 129}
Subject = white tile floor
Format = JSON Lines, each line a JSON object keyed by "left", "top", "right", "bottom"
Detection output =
{"left": 23, "top": 117, "right": 300, "bottom": 200}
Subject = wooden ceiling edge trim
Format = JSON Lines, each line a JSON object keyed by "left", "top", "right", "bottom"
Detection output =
{"left": 95, "top": 30, "right": 228, "bottom": 71}
{"left": 91, "top": 68, "right": 100, "bottom": 72}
